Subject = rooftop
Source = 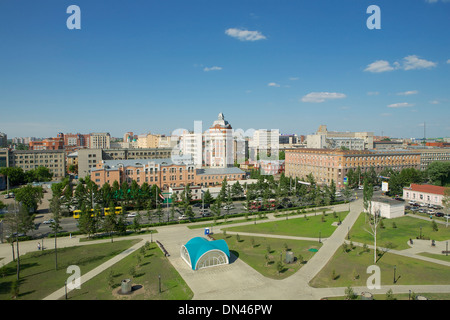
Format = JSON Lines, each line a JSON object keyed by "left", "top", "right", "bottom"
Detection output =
{"left": 404, "top": 184, "right": 448, "bottom": 195}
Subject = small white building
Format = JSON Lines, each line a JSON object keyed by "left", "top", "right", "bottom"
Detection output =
{"left": 370, "top": 197, "right": 405, "bottom": 219}
{"left": 403, "top": 184, "right": 447, "bottom": 207}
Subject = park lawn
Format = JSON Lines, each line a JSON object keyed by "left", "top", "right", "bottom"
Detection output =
{"left": 349, "top": 213, "right": 450, "bottom": 250}
{"left": 309, "top": 244, "right": 450, "bottom": 288}
{"left": 213, "top": 233, "right": 321, "bottom": 279}
{"left": 222, "top": 211, "right": 349, "bottom": 238}
{"left": 0, "top": 239, "right": 140, "bottom": 300}
{"left": 68, "top": 241, "right": 193, "bottom": 300}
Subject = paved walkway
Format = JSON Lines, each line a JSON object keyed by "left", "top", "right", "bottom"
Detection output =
{"left": 1, "top": 199, "right": 449, "bottom": 300}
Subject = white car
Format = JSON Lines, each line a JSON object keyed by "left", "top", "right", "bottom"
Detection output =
{"left": 358, "top": 185, "right": 364, "bottom": 190}
{"left": 127, "top": 212, "right": 139, "bottom": 218}
{"left": 43, "top": 219, "right": 55, "bottom": 224}
{"left": 178, "top": 214, "right": 188, "bottom": 220}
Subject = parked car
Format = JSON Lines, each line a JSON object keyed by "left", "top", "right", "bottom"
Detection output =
{"left": 4, "top": 193, "right": 14, "bottom": 199}
{"left": 223, "top": 205, "right": 234, "bottom": 210}
{"left": 178, "top": 214, "right": 188, "bottom": 220}
{"left": 201, "top": 212, "right": 211, "bottom": 217}
{"left": 435, "top": 212, "right": 444, "bottom": 217}
{"left": 43, "top": 219, "right": 55, "bottom": 224}
{"left": 127, "top": 212, "right": 139, "bottom": 218}
{"left": 358, "top": 185, "right": 364, "bottom": 190}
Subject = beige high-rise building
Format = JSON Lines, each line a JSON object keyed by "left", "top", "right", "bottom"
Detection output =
{"left": 90, "top": 132, "right": 111, "bottom": 149}
{"left": 307, "top": 125, "right": 374, "bottom": 150}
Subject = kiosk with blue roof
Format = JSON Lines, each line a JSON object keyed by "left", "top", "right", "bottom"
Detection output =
{"left": 180, "top": 237, "right": 230, "bottom": 270}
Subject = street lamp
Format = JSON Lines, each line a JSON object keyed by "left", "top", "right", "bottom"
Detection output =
{"left": 158, "top": 274, "right": 161, "bottom": 293}
{"left": 393, "top": 265, "right": 397, "bottom": 284}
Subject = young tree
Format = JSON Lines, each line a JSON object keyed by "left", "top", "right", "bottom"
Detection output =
{"left": 362, "top": 179, "right": 381, "bottom": 264}
{"left": 49, "top": 195, "right": 63, "bottom": 270}
{"left": 103, "top": 202, "right": 118, "bottom": 242}
{"left": 3, "top": 203, "right": 35, "bottom": 280}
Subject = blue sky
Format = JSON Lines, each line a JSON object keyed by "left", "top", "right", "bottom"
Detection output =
{"left": 0, "top": 0, "right": 449, "bottom": 139}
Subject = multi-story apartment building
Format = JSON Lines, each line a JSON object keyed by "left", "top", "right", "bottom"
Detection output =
{"left": 89, "top": 132, "right": 111, "bottom": 149}
{"left": 411, "top": 148, "right": 450, "bottom": 171}
{"left": 249, "top": 129, "right": 280, "bottom": 159}
{"left": 307, "top": 125, "right": 374, "bottom": 150}
{"left": 11, "top": 150, "right": 66, "bottom": 178}
{"left": 62, "top": 133, "right": 90, "bottom": 148}
{"left": 29, "top": 136, "right": 64, "bottom": 150}
{"left": 285, "top": 148, "right": 421, "bottom": 189}
{"left": 0, "top": 132, "right": 7, "bottom": 148}
{"left": 78, "top": 147, "right": 173, "bottom": 179}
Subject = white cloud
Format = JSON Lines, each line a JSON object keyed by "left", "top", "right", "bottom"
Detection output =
{"left": 429, "top": 100, "right": 440, "bottom": 104}
{"left": 387, "top": 102, "right": 415, "bottom": 108}
{"left": 397, "top": 90, "right": 419, "bottom": 96}
{"left": 225, "top": 28, "right": 267, "bottom": 41}
{"left": 289, "top": 77, "right": 299, "bottom": 81}
{"left": 402, "top": 55, "right": 437, "bottom": 70}
{"left": 203, "top": 66, "right": 222, "bottom": 72}
{"left": 364, "top": 55, "right": 437, "bottom": 73}
{"left": 367, "top": 91, "right": 380, "bottom": 96}
{"left": 425, "top": 0, "right": 450, "bottom": 3}
{"left": 364, "top": 60, "right": 395, "bottom": 73}
{"left": 267, "top": 82, "right": 280, "bottom": 87}
{"left": 301, "top": 92, "right": 346, "bottom": 103}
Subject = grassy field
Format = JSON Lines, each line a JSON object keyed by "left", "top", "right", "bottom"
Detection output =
{"left": 222, "top": 211, "right": 349, "bottom": 238}
{"left": 68, "top": 241, "right": 193, "bottom": 300}
{"left": 0, "top": 239, "right": 193, "bottom": 300}
{"left": 0, "top": 239, "right": 140, "bottom": 300}
{"left": 309, "top": 243, "right": 450, "bottom": 288}
{"left": 213, "top": 233, "right": 321, "bottom": 279}
{"left": 349, "top": 213, "right": 450, "bottom": 250}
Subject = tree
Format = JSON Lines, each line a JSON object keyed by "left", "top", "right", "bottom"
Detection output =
{"left": 362, "top": 178, "right": 381, "bottom": 264}
{"left": 203, "top": 189, "right": 214, "bottom": 205}
{"left": 427, "top": 161, "right": 450, "bottom": 186}
{"left": 14, "top": 184, "right": 44, "bottom": 213}
{"left": 231, "top": 181, "right": 244, "bottom": 198}
{"left": 3, "top": 203, "right": 35, "bottom": 280}
{"left": 343, "top": 184, "right": 352, "bottom": 211}
{"left": 49, "top": 195, "right": 63, "bottom": 270}
{"left": 103, "top": 202, "right": 118, "bottom": 242}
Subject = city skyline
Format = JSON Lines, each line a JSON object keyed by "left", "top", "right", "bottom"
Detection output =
{"left": 0, "top": 1, "right": 449, "bottom": 139}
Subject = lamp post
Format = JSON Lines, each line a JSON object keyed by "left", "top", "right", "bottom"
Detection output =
{"left": 319, "top": 231, "right": 321, "bottom": 243}
{"left": 393, "top": 265, "right": 397, "bottom": 284}
{"left": 158, "top": 274, "right": 161, "bottom": 293}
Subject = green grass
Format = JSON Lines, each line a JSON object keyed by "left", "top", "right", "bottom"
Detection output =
{"left": 0, "top": 239, "right": 140, "bottom": 300}
{"left": 309, "top": 244, "right": 450, "bottom": 288}
{"left": 222, "top": 211, "right": 349, "bottom": 238}
{"left": 213, "top": 233, "right": 321, "bottom": 279}
{"left": 349, "top": 213, "right": 450, "bottom": 250}
{"left": 67, "top": 242, "right": 193, "bottom": 300}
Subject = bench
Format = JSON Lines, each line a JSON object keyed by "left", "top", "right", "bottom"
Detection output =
{"left": 156, "top": 240, "right": 170, "bottom": 257}
{"left": 442, "top": 251, "right": 450, "bottom": 255}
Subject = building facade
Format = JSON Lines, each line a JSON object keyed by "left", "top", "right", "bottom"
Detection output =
{"left": 402, "top": 184, "right": 448, "bottom": 207}
{"left": 89, "top": 132, "right": 111, "bottom": 149}
{"left": 78, "top": 147, "right": 173, "bottom": 179}
{"left": 306, "top": 125, "right": 374, "bottom": 150}
{"left": 11, "top": 150, "right": 66, "bottom": 178}
{"left": 91, "top": 157, "right": 196, "bottom": 190}
{"left": 285, "top": 148, "right": 421, "bottom": 189}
